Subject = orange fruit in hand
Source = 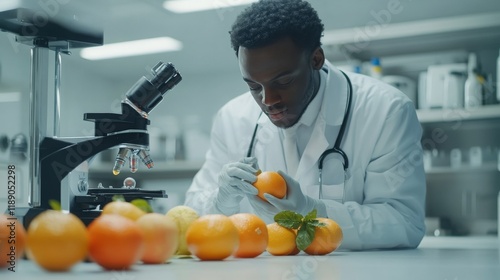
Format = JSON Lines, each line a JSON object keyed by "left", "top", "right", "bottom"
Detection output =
{"left": 26, "top": 210, "right": 88, "bottom": 271}
{"left": 304, "top": 218, "right": 343, "bottom": 255}
{"left": 101, "top": 200, "right": 146, "bottom": 221}
{"left": 0, "top": 214, "right": 26, "bottom": 269}
{"left": 266, "top": 223, "right": 296, "bottom": 256}
{"left": 186, "top": 214, "right": 239, "bottom": 261}
{"left": 252, "top": 171, "right": 287, "bottom": 202}
{"left": 136, "top": 213, "right": 178, "bottom": 264}
{"left": 88, "top": 214, "right": 144, "bottom": 270}
{"left": 229, "top": 213, "right": 268, "bottom": 258}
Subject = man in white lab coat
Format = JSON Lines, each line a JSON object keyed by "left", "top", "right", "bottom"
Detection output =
{"left": 185, "top": 0, "right": 426, "bottom": 250}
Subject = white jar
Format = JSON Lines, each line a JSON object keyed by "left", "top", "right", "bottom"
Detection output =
{"left": 497, "top": 49, "right": 500, "bottom": 102}
{"left": 450, "top": 148, "right": 462, "bottom": 168}
{"left": 464, "top": 53, "right": 482, "bottom": 108}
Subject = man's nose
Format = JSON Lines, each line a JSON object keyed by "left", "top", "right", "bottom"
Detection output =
{"left": 261, "top": 88, "right": 280, "bottom": 106}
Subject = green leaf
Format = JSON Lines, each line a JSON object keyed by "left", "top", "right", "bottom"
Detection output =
{"left": 131, "top": 199, "right": 153, "bottom": 213}
{"left": 296, "top": 222, "right": 316, "bottom": 251}
{"left": 48, "top": 200, "right": 62, "bottom": 211}
{"left": 112, "top": 194, "right": 126, "bottom": 202}
{"left": 304, "top": 209, "right": 318, "bottom": 222}
{"left": 308, "top": 220, "right": 326, "bottom": 228}
{"left": 274, "top": 210, "right": 303, "bottom": 229}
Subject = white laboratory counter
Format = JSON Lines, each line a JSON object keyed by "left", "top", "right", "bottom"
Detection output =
{"left": 2, "top": 236, "right": 499, "bottom": 280}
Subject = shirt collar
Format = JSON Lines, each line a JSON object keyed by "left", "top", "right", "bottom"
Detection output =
{"left": 297, "top": 68, "right": 327, "bottom": 127}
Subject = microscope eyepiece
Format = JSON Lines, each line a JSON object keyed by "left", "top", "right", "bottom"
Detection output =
{"left": 125, "top": 62, "right": 182, "bottom": 116}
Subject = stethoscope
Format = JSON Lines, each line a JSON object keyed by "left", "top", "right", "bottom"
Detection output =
{"left": 246, "top": 68, "right": 353, "bottom": 200}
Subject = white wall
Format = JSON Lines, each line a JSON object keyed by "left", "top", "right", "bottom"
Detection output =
{"left": 0, "top": 33, "right": 247, "bottom": 139}
{"left": 58, "top": 61, "right": 248, "bottom": 138}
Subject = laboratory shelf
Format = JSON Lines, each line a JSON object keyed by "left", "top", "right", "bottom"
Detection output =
{"left": 416, "top": 104, "right": 500, "bottom": 124}
{"left": 425, "top": 162, "right": 500, "bottom": 175}
{"left": 323, "top": 12, "right": 500, "bottom": 61}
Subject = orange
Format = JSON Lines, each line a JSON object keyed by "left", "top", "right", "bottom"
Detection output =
{"left": 136, "top": 213, "right": 178, "bottom": 264}
{"left": 289, "top": 229, "right": 300, "bottom": 255}
{"left": 101, "top": 200, "right": 146, "bottom": 221}
{"left": 229, "top": 213, "right": 268, "bottom": 258}
{"left": 266, "top": 223, "right": 296, "bottom": 256}
{"left": 88, "top": 214, "right": 144, "bottom": 270}
{"left": 304, "top": 218, "right": 343, "bottom": 255}
{"left": 186, "top": 214, "right": 239, "bottom": 261}
{"left": 252, "top": 171, "right": 287, "bottom": 202}
{"left": 289, "top": 246, "right": 300, "bottom": 255}
{"left": 26, "top": 210, "right": 88, "bottom": 271}
{"left": 0, "top": 214, "right": 26, "bottom": 269}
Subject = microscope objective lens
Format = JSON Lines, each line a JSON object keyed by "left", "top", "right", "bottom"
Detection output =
{"left": 138, "top": 150, "right": 154, "bottom": 169}
{"left": 112, "top": 148, "right": 129, "bottom": 175}
{"left": 112, "top": 162, "right": 122, "bottom": 175}
{"left": 130, "top": 153, "right": 138, "bottom": 173}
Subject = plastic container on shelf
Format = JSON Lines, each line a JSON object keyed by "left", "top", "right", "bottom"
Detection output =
{"left": 498, "top": 190, "right": 500, "bottom": 243}
{"left": 497, "top": 148, "right": 500, "bottom": 172}
{"left": 497, "top": 49, "right": 500, "bottom": 103}
{"left": 418, "top": 71, "right": 428, "bottom": 109}
{"left": 468, "top": 146, "right": 483, "bottom": 167}
{"left": 160, "top": 115, "right": 185, "bottom": 161}
{"left": 464, "top": 53, "right": 483, "bottom": 108}
{"left": 450, "top": 148, "right": 462, "bottom": 168}
{"left": 369, "top": 57, "right": 383, "bottom": 79}
{"left": 183, "top": 115, "right": 210, "bottom": 162}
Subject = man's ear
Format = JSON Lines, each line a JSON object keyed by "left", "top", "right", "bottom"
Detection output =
{"left": 311, "top": 47, "right": 325, "bottom": 70}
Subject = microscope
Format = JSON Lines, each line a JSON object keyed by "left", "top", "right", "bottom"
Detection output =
{"left": 0, "top": 1, "right": 182, "bottom": 227}
{"left": 39, "top": 61, "right": 181, "bottom": 226}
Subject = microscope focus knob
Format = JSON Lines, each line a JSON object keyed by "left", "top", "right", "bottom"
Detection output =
{"left": 77, "top": 179, "right": 88, "bottom": 193}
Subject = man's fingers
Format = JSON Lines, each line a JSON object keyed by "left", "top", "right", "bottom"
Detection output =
{"left": 230, "top": 179, "right": 258, "bottom": 195}
{"left": 264, "top": 193, "right": 283, "bottom": 207}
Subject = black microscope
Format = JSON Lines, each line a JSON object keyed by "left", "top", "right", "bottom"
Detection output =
{"left": 38, "top": 61, "right": 181, "bottom": 226}
{"left": 0, "top": 1, "right": 181, "bottom": 227}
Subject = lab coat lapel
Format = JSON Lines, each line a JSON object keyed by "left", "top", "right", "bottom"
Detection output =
{"left": 295, "top": 63, "right": 349, "bottom": 183}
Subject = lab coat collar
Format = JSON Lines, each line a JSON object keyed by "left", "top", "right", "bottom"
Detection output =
{"left": 322, "top": 60, "right": 349, "bottom": 127}
{"left": 295, "top": 61, "right": 350, "bottom": 181}
{"left": 298, "top": 66, "right": 326, "bottom": 127}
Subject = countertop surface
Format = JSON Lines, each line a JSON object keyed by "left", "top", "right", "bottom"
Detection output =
{"left": 3, "top": 237, "right": 499, "bottom": 280}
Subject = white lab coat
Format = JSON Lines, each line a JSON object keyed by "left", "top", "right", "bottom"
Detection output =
{"left": 185, "top": 60, "right": 426, "bottom": 250}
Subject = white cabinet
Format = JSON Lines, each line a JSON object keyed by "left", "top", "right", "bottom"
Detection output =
{"left": 417, "top": 105, "right": 500, "bottom": 236}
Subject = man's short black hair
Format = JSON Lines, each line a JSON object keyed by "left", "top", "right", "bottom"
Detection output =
{"left": 230, "top": 0, "right": 324, "bottom": 56}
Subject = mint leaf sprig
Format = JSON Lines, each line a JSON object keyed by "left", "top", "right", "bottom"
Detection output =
{"left": 274, "top": 209, "right": 326, "bottom": 251}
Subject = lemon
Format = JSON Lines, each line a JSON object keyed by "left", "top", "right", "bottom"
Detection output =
{"left": 166, "top": 205, "right": 199, "bottom": 255}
